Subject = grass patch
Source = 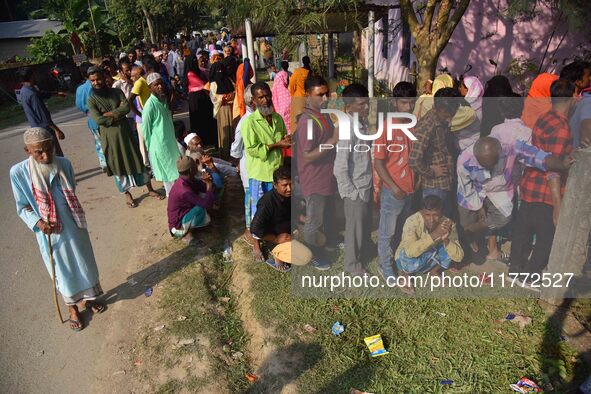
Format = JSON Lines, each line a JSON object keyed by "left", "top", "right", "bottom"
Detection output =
{"left": 158, "top": 251, "right": 250, "bottom": 392}
{"left": 0, "top": 94, "right": 75, "bottom": 130}
{"left": 241, "top": 249, "right": 590, "bottom": 393}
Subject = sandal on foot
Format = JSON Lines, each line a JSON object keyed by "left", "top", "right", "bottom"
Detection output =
{"left": 69, "top": 318, "right": 84, "bottom": 332}
{"left": 87, "top": 301, "right": 106, "bottom": 314}
{"left": 252, "top": 249, "right": 265, "bottom": 262}
{"left": 149, "top": 192, "right": 165, "bottom": 200}
{"left": 126, "top": 200, "right": 137, "bottom": 208}
{"left": 242, "top": 234, "right": 254, "bottom": 246}
{"left": 264, "top": 258, "right": 291, "bottom": 273}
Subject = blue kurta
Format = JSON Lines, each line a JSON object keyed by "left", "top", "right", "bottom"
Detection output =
{"left": 10, "top": 157, "right": 100, "bottom": 298}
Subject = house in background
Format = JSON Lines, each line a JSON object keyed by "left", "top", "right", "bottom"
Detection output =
{"left": 362, "top": 0, "right": 590, "bottom": 94}
{"left": 0, "top": 19, "right": 63, "bottom": 62}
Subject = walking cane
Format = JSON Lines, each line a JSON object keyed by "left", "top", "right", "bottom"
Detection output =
{"left": 47, "top": 230, "right": 64, "bottom": 324}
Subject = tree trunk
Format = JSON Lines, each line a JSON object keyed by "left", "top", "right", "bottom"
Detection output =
{"left": 142, "top": 7, "right": 156, "bottom": 44}
{"left": 416, "top": 55, "right": 437, "bottom": 91}
{"left": 541, "top": 148, "right": 591, "bottom": 304}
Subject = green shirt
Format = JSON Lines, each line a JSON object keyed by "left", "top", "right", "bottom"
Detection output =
{"left": 142, "top": 94, "right": 181, "bottom": 182}
{"left": 242, "top": 109, "right": 286, "bottom": 182}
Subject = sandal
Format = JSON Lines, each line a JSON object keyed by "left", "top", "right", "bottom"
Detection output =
{"left": 242, "top": 233, "right": 254, "bottom": 246}
{"left": 149, "top": 191, "right": 165, "bottom": 200}
{"left": 86, "top": 301, "right": 106, "bottom": 314}
{"left": 69, "top": 318, "right": 84, "bottom": 332}
{"left": 126, "top": 200, "right": 137, "bottom": 208}
{"left": 264, "top": 258, "right": 291, "bottom": 273}
{"left": 252, "top": 249, "right": 265, "bottom": 262}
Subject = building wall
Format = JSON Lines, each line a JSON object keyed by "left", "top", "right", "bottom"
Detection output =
{"left": 0, "top": 38, "right": 32, "bottom": 61}
{"left": 363, "top": 0, "right": 589, "bottom": 93}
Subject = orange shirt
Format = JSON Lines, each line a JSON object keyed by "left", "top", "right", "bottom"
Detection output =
{"left": 374, "top": 119, "right": 415, "bottom": 194}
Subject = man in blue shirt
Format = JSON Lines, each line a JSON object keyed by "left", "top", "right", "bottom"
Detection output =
{"left": 18, "top": 67, "right": 67, "bottom": 157}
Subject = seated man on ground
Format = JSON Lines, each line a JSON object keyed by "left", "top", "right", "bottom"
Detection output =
{"left": 184, "top": 132, "right": 238, "bottom": 178}
{"left": 250, "top": 166, "right": 319, "bottom": 272}
{"left": 395, "top": 195, "right": 464, "bottom": 293}
{"left": 167, "top": 156, "right": 215, "bottom": 245}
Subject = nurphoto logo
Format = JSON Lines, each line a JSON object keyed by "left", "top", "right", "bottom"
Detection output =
{"left": 308, "top": 109, "right": 418, "bottom": 152}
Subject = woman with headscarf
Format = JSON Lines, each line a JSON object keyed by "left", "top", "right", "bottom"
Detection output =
{"left": 186, "top": 52, "right": 218, "bottom": 147}
{"left": 459, "top": 76, "right": 484, "bottom": 120}
{"left": 233, "top": 58, "right": 254, "bottom": 119}
{"left": 413, "top": 73, "right": 454, "bottom": 119}
{"left": 521, "top": 73, "right": 559, "bottom": 128}
{"left": 289, "top": 56, "right": 312, "bottom": 130}
{"left": 272, "top": 61, "right": 292, "bottom": 133}
{"left": 209, "top": 58, "right": 235, "bottom": 160}
{"left": 480, "top": 75, "right": 514, "bottom": 136}
{"left": 272, "top": 61, "right": 293, "bottom": 159}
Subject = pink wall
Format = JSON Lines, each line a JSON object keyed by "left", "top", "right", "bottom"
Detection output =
{"left": 364, "top": 0, "right": 590, "bottom": 92}
{"left": 439, "top": 0, "right": 589, "bottom": 88}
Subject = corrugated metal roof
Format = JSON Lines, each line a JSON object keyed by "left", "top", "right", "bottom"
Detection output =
{"left": 0, "top": 19, "right": 64, "bottom": 40}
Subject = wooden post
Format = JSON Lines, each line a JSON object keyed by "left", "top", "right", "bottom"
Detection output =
{"left": 245, "top": 18, "right": 256, "bottom": 82}
{"left": 541, "top": 148, "right": 591, "bottom": 304}
{"left": 328, "top": 32, "right": 335, "bottom": 80}
{"left": 368, "top": 10, "right": 375, "bottom": 98}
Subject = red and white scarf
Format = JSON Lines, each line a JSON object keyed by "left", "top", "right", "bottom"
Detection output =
{"left": 29, "top": 157, "right": 86, "bottom": 233}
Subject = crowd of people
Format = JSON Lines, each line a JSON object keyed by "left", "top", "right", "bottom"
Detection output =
{"left": 10, "top": 29, "right": 591, "bottom": 329}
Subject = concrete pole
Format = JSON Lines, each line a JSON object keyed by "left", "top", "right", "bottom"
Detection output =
{"left": 245, "top": 18, "right": 256, "bottom": 82}
{"left": 241, "top": 41, "right": 248, "bottom": 61}
{"left": 327, "top": 33, "right": 335, "bottom": 79}
{"left": 367, "top": 10, "right": 375, "bottom": 97}
{"left": 298, "top": 40, "right": 307, "bottom": 64}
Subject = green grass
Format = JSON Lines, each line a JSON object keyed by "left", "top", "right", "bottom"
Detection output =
{"left": 0, "top": 94, "right": 75, "bottom": 130}
{"left": 242, "top": 254, "right": 590, "bottom": 393}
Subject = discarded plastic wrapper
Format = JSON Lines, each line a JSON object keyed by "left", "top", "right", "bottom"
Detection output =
{"left": 246, "top": 372, "right": 258, "bottom": 382}
{"left": 144, "top": 287, "right": 153, "bottom": 297}
{"left": 331, "top": 321, "right": 345, "bottom": 336}
{"left": 364, "top": 334, "right": 389, "bottom": 357}
{"left": 506, "top": 313, "right": 516, "bottom": 320}
{"left": 440, "top": 379, "right": 453, "bottom": 385}
{"left": 510, "top": 377, "right": 542, "bottom": 393}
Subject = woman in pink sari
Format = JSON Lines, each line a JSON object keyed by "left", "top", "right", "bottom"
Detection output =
{"left": 272, "top": 61, "right": 292, "bottom": 133}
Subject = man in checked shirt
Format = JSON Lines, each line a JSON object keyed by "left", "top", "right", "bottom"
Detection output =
{"left": 509, "top": 79, "right": 577, "bottom": 290}
{"left": 409, "top": 87, "right": 461, "bottom": 219}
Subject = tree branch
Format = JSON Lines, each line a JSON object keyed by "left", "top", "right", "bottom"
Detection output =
{"left": 399, "top": 0, "right": 420, "bottom": 35}
{"left": 423, "top": 0, "right": 438, "bottom": 34}
{"left": 438, "top": 0, "right": 471, "bottom": 49}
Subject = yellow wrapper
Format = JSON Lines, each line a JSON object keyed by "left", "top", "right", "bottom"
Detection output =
{"left": 364, "top": 334, "right": 389, "bottom": 357}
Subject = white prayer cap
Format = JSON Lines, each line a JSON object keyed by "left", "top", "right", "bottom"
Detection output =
{"left": 119, "top": 52, "right": 127, "bottom": 59}
{"left": 23, "top": 127, "right": 53, "bottom": 145}
{"left": 184, "top": 133, "right": 198, "bottom": 146}
{"left": 146, "top": 72, "right": 162, "bottom": 86}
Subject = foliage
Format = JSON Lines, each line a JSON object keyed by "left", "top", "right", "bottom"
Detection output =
{"left": 28, "top": 0, "right": 119, "bottom": 58}
{"left": 505, "top": 0, "right": 587, "bottom": 29}
{"left": 506, "top": 55, "right": 539, "bottom": 95}
{"left": 27, "top": 30, "right": 71, "bottom": 63}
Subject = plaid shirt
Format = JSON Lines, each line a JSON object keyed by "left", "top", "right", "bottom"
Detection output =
{"left": 520, "top": 109, "right": 572, "bottom": 206}
{"left": 409, "top": 110, "right": 454, "bottom": 190}
{"left": 457, "top": 139, "right": 549, "bottom": 217}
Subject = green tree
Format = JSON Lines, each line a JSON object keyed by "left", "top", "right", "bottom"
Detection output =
{"left": 27, "top": 30, "right": 70, "bottom": 63}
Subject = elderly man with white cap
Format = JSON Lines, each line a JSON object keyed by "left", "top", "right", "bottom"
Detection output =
{"left": 167, "top": 156, "right": 215, "bottom": 245}
{"left": 10, "top": 127, "right": 104, "bottom": 331}
{"left": 142, "top": 72, "right": 181, "bottom": 196}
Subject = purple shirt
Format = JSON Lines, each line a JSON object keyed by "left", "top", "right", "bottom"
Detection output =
{"left": 167, "top": 176, "right": 214, "bottom": 230}
{"left": 294, "top": 107, "right": 337, "bottom": 197}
